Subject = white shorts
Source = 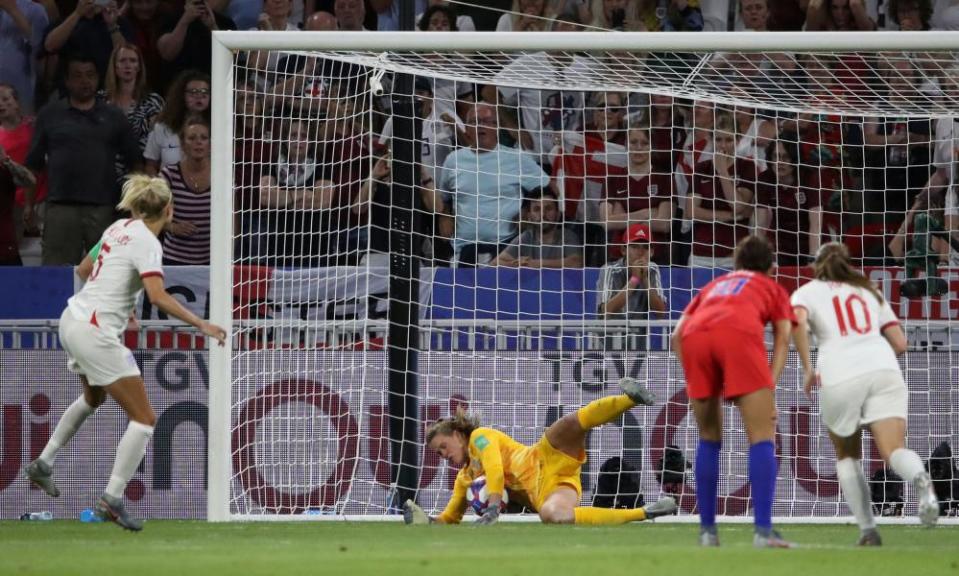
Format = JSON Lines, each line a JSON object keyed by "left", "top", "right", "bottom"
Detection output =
{"left": 819, "top": 369, "right": 908, "bottom": 437}
{"left": 59, "top": 308, "right": 141, "bottom": 387}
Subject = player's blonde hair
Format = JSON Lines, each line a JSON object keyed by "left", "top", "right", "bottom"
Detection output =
{"left": 117, "top": 174, "right": 172, "bottom": 222}
{"left": 426, "top": 407, "right": 481, "bottom": 445}
{"left": 814, "top": 242, "right": 884, "bottom": 304}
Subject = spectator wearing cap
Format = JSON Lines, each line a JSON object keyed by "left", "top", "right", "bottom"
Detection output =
{"left": 491, "top": 187, "right": 583, "bottom": 268}
{"left": 596, "top": 222, "right": 667, "bottom": 344}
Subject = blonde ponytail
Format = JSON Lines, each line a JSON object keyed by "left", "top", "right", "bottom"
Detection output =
{"left": 117, "top": 174, "right": 172, "bottom": 222}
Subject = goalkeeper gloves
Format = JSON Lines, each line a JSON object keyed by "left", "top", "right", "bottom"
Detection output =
{"left": 475, "top": 505, "right": 500, "bottom": 525}
{"left": 403, "top": 499, "right": 433, "bottom": 525}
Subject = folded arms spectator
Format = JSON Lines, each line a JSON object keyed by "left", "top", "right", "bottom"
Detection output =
{"left": 25, "top": 53, "right": 141, "bottom": 265}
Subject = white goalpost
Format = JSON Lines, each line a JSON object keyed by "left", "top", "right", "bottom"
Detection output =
{"left": 208, "top": 30, "right": 959, "bottom": 523}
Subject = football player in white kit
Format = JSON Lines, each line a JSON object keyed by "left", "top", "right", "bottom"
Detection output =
{"left": 791, "top": 243, "right": 938, "bottom": 546}
{"left": 23, "top": 175, "right": 227, "bottom": 531}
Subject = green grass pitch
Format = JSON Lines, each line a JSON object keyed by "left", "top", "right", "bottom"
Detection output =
{"left": 1, "top": 521, "right": 957, "bottom": 576}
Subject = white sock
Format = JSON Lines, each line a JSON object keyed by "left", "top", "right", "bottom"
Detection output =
{"left": 39, "top": 396, "right": 97, "bottom": 466}
{"left": 104, "top": 421, "right": 154, "bottom": 499}
{"left": 889, "top": 448, "right": 925, "bottom": 484}
{"left": 835, "top": 458, "right": 876, "bottom": 530}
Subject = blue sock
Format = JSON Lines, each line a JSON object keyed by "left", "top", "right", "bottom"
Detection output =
{"left": 749, "top": 440, "right": 777, "bottom": 533}
{"left": 695, "top": 439, "right": 721, "bottom": 530}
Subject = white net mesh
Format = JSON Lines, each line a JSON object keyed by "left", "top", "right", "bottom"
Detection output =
{"left": 221, "top": 40, "right": 959, "bottom": 520}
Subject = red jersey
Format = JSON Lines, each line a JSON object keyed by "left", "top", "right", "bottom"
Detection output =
{"left": 680, "top": 270, "right": 795, "bottom": 337}
{"left": 605, "top": 172, "right": 674, "bottom": 263}
{"left": 691, "top": 159, "right": 757, "bottom": 258}
{"left": 756, "top": 169, "right": 826, "bottom": 265}
{"left": 605, "top": 171, "right": 673, "bottom": 214}
{"left": 0, "top": 119, "right": 48, "bottom": 206}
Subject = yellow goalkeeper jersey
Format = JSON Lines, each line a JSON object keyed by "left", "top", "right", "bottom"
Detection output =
{"left": 437, "top": 427, "right": 539, "bottom": 524}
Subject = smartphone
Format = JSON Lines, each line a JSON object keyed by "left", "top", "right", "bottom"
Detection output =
{"left": 93, "top": 0, "right": 111, "bottom": 7}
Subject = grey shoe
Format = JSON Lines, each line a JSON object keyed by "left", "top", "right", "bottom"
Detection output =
{"left": 753, "top": 529, "right": 795, "bottom": 548}
{"left": 642, "top": 496, "right": 678, "bottom": 520}
{"left": 915, "top": 472, "right": 939, "bottom": 528}
{"left": 24, "top": 460, "right": 60, "bottom": 498}
{"left": 403, "top": 499, "right": 433, "bottom": 525}
{"left": 95, "top": 494, "right": 143, "bottom": 532}
{"left": 619, "top": 377, "right": 657, "bottom": 406}
{"left": 699, "top": 528, "right": 720, "bottom": 547}
{"left": 857, "top": 528, "right": 882, "bottom": 546}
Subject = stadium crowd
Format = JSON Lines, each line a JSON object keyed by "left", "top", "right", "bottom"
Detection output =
{"left": 1, "top": 0, "right": 958, "bottom": 281}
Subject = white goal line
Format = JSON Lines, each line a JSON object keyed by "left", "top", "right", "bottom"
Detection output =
{"left": 227, "top": 514, "right": 959, "bottom": 525}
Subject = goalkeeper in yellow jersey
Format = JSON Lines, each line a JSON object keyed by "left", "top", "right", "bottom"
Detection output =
{"left": 403, "top": 378, "right": 678, "bottom": 525}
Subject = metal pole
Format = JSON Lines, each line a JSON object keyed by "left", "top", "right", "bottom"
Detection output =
{"left": 387, "top": 0, "right": 421, "bottom": 511}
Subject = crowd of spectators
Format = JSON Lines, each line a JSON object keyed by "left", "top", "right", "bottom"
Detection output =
{"left": 1, "top": 0, "right": 958, "bottom": 281}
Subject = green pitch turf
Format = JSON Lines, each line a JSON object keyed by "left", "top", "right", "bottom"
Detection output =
{"left": 1, "top": 521, "right": 956, "bottom": 576}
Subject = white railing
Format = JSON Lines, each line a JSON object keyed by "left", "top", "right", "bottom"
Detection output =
{"left": 1, "top": 318, "right": 955, "bottom": 352}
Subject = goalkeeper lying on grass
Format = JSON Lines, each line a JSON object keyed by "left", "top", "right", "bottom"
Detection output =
{"left": 404, "top": 378, "right": 678, "bottom": 525}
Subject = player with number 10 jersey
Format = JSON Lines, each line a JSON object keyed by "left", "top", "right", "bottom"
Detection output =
{"left": 790, "top": 243, "right": 938, "bottom": 545}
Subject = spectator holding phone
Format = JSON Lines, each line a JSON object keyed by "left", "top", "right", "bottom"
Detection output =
{"left": 43, "top": 0, "right": 132, "bottom": 83}
{"left": 157, "top": 0, "right": 235, "bottom": 76}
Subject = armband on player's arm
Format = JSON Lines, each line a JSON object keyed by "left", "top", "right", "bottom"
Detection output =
{"left": 75, "top": 255, "right": 94, "bottom": 283}
{"left": 75, "top": 241, "right": 101, "bottom": 282}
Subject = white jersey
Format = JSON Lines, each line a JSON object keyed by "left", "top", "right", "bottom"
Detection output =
{"left": 67, "top": 219, "right": 164, "bottom": 339}
{"left": 790, "top": 280, "right": 901, "bottom": 385}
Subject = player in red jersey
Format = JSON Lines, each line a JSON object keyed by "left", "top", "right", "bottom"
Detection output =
{"left": 672, "top": 235, "right": 795, "bottom": 548}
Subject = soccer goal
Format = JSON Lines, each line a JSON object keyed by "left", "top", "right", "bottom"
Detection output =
{"left": 208, "top": 30, "right": 959, "bottom": 523}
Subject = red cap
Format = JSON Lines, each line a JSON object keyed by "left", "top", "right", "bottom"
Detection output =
{"left": 622, "top": 223, "right": 651, "bottom": 244}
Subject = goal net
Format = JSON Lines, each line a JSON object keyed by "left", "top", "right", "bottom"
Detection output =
{"left": 209, "top": 31, "right": 959, "bottom": 522}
